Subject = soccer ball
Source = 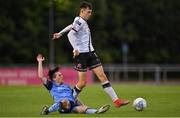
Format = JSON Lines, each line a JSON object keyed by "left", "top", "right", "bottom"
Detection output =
{"left": 133, "top": 97, "right": 147, "bottom": 111}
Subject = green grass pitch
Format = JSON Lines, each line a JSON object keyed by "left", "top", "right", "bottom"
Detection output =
{"left": 0, "top": 84, "right": 180, "bottom": 117}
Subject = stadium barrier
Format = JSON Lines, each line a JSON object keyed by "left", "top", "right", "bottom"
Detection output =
{"left": 0, "top": 67, "right": 92, "bottom": 86}
{"left": 102, "top": 64, "right": 180, "bottom": 84}
{"left": 1, "top": 64, "right": 180, "bottom": 85}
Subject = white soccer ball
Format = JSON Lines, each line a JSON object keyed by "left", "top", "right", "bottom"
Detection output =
{"left": 133, "top": 97, "right": 147, "bottom": 111}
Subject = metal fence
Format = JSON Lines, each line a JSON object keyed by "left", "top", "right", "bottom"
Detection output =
{"left": 101, "top": 64, "right": 180, "bottom": 84}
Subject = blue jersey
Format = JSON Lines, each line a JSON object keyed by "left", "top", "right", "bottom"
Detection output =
{"left": 44, "top": 80, "right": 75, "bottom": 103}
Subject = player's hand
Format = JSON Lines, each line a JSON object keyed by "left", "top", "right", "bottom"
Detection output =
{"left": 37, "top": 54, "right": 45, "bottom": 62}
{"left": 73, "top": 50, "right": 79, "bottom": 58}
{"left": 52, "top": 33, "right": 62, "bottom": 40}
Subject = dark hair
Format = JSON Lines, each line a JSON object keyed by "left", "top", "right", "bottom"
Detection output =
{"left": 48, "top": 67, "right": 59, "bottom": 80}
{"left": 80, "top": 1, "right": 92, "bottom": 9}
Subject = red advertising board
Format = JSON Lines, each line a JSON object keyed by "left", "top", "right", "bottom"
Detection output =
{"left": 0, "top": 67, "right": 92, "bottom": 86}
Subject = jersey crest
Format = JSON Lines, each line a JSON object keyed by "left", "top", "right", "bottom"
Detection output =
{"left": 75, "top": 20, "right": 81, "bottom": 26}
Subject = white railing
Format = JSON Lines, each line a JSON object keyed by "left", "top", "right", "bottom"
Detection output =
{"left": 101, "top": 64, "right": 180, "bottom": 84}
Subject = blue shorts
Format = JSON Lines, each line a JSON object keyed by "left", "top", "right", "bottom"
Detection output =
{"left": 58, "top": 101, "right": 81, "bottom": 113}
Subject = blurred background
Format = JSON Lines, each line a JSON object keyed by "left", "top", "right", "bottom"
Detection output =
{"left": 0, "top": 0, "right": 180, "bottom": 85}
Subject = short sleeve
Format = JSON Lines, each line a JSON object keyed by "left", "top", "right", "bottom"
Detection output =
{"left": 72, "top": 17, "right": 85, "bottom": 32}
{"left": 44, "top": 80, "right": 53, "bottom": 90}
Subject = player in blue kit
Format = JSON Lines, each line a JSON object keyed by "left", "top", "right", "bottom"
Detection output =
{"left": 36, "top": 54, "right": 110, "bottom": 115}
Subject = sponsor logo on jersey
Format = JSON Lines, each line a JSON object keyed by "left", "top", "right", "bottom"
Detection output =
{"left": 75, "top": 20, "right": 81, "bottom": 25}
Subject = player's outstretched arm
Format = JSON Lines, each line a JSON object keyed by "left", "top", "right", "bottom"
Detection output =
{"left": 36, "top": 54, "right": 47, "bottom": 84}
{"left": 52, "top": 24, "right": 72, "bottom": 40}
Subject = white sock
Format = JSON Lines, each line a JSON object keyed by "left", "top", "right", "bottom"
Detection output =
{"left": 85, "top": 108, "right": 97, "bottom": 114}
{"left": 102, "top": 81, "right": 118, "bottom": 101}
{"left": 73, "top": 85, "right": 81, "bottom": 99}
{"left": 48, "top": 103, "right": 60, "bottom": 113}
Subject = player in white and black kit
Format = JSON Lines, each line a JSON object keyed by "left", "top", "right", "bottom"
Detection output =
{"left": 53, "top": 1, "right": 129, "bottom": 108}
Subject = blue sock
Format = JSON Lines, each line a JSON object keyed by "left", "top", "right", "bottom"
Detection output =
{"left": 85, "top": 108, "right": 97, "bottom": 114}
{"left": 48, "top": 103, "right": 60, "bottom": 113}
